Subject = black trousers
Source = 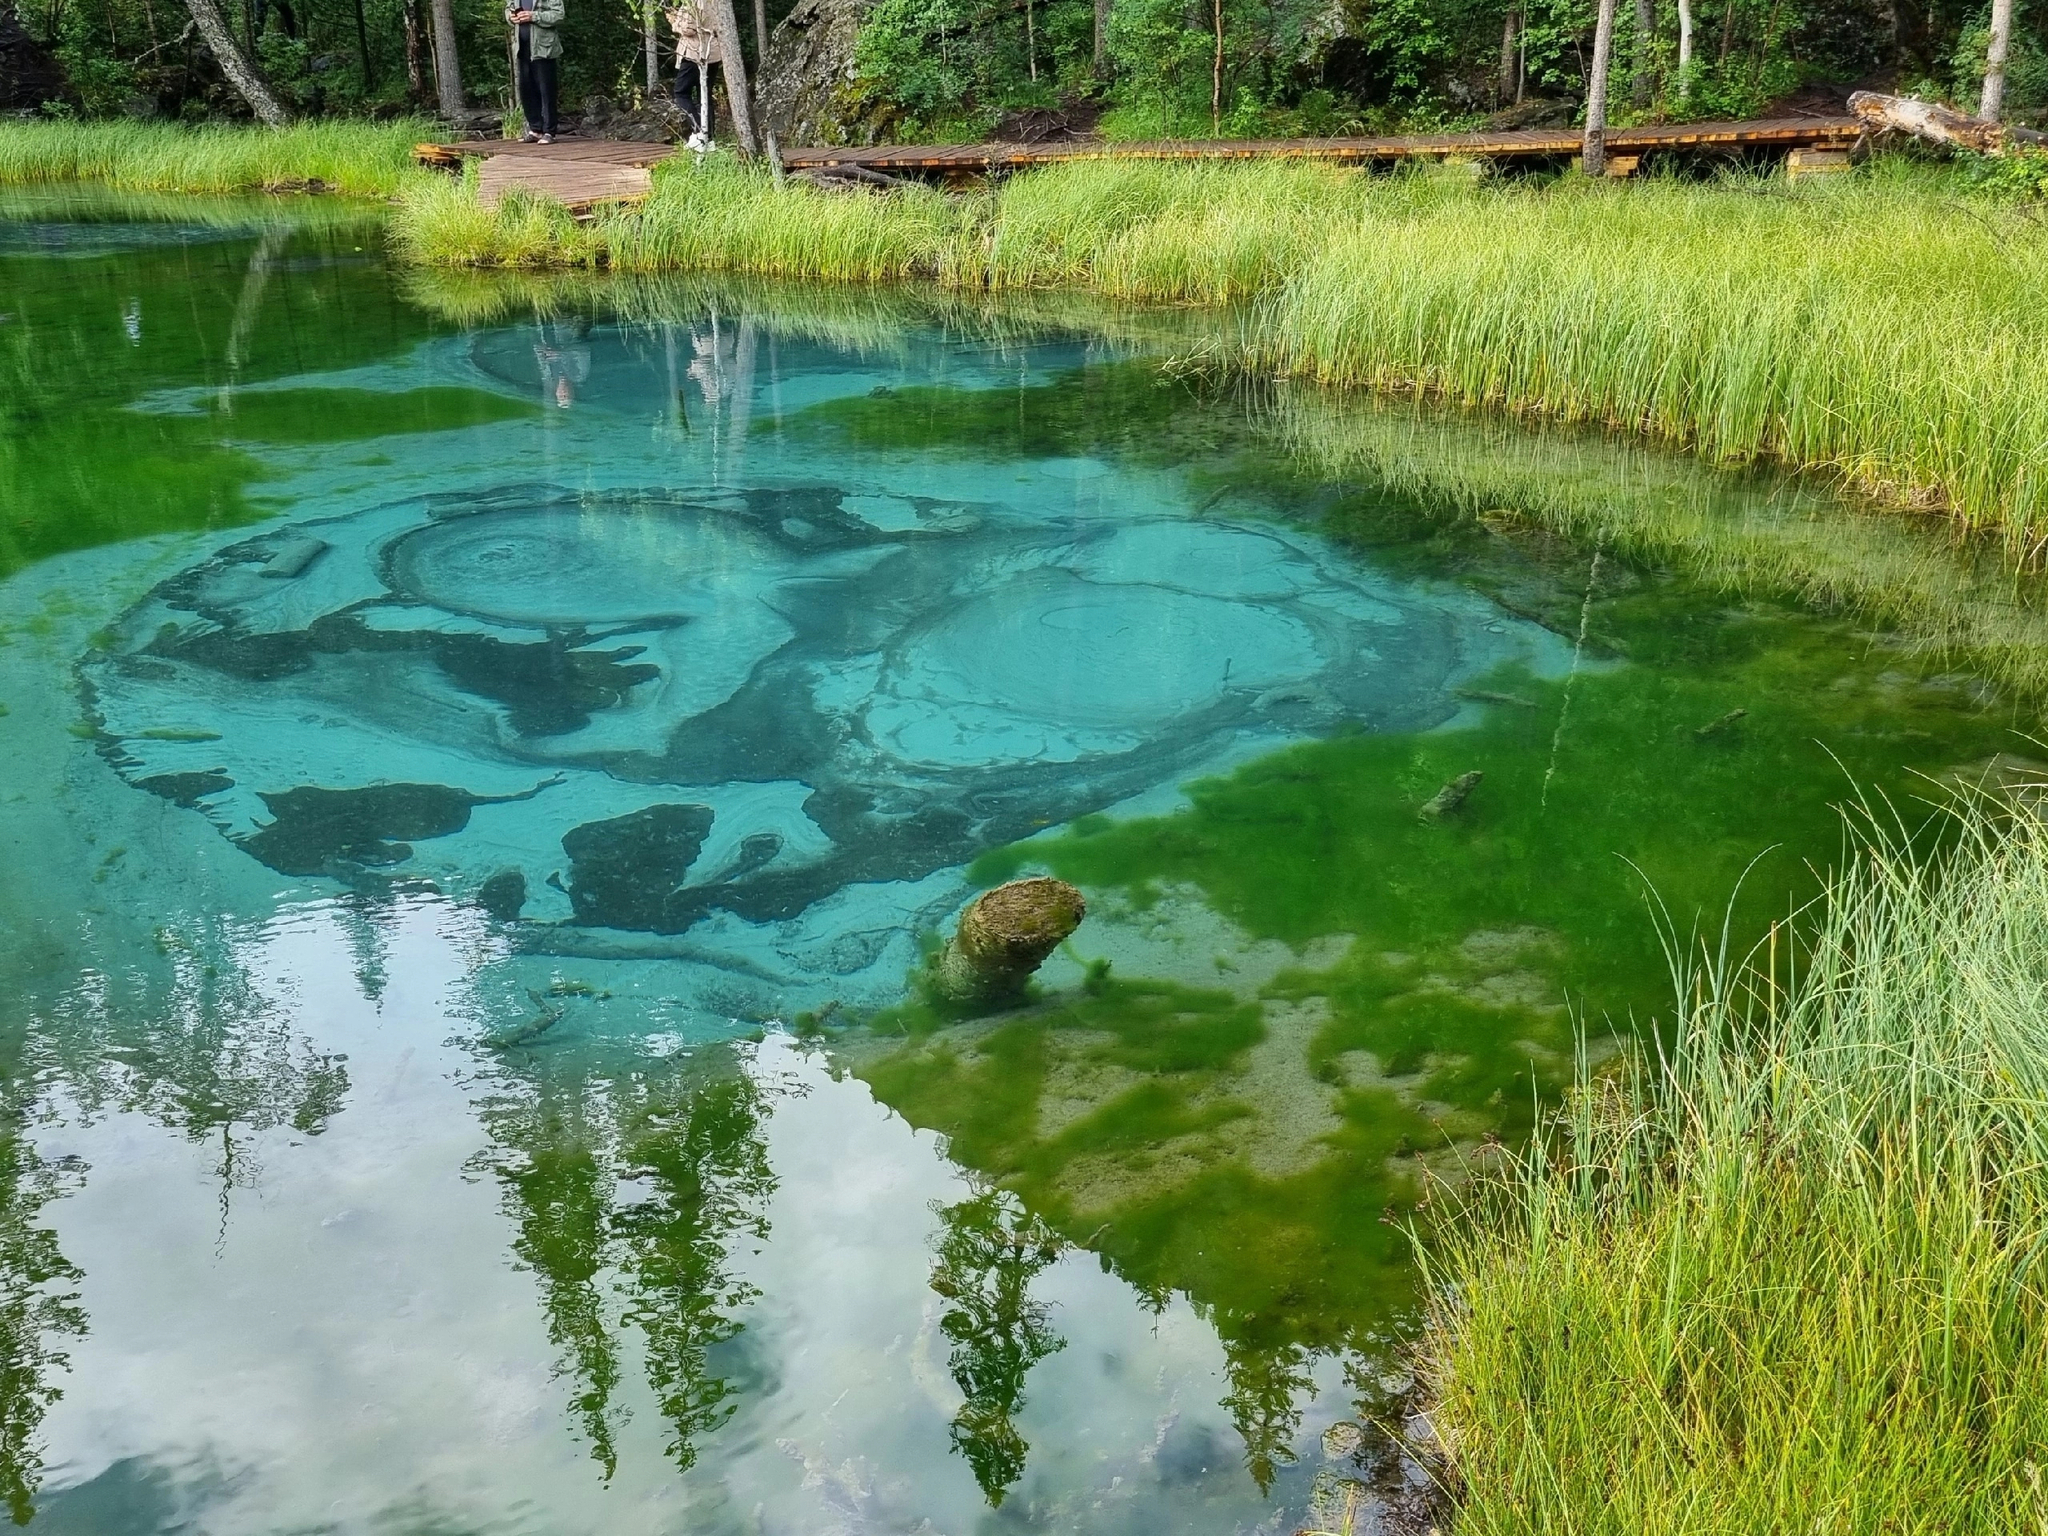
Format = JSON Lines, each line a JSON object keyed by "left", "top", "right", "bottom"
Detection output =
{"left": 670, "top": 60, "right": 707, "bottom": 134}
{"left": 517, "top": 48, "right": 558, "bottom": 136}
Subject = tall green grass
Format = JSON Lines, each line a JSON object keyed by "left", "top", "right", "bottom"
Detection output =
{"left": 392, "top": 154, "right": 1348, "bottom": 296}
{"left": 1421, "top": 796, "right": 2048, "bottom": 1533}
{"left": 1263, "top": 168, "right": 2048, "bottom": 550}
{"left": 394, "top": 157, "right": 2048, "bottom": 544}
{"left": 0, "top": 120, "right": 427, "bottom": 196}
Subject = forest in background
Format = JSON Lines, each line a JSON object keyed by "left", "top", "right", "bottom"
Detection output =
{"left": 0, "top": 0, "right": 2041, "bottom": 143}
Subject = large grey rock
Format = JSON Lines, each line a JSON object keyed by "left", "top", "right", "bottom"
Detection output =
{"left": 759, "top": 0, "right": 893, "bottom": 147}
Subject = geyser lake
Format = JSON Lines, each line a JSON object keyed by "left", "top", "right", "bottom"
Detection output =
{"left": 1, "top": 193, "right": 2037, "bottom": 1534}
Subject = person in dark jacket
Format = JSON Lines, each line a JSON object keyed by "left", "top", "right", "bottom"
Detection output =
{"left": 507, "top": 0, "right": 565, "bottom": 143}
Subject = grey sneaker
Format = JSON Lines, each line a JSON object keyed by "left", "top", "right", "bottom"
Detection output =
{"left": 518, "top": 130, "right": 540, "bottom": 143}
{"left": 537, "top": 134, "right": 554, "bottom": 145}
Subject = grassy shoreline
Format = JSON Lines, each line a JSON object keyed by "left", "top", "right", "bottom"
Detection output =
{"left": 393, "top": 156, "right": 2047, "bottom": 547}
{"left": 0, "top": 120, "right": 426, "bottom": 196}
{"left": 5, "top": 122, "right": 2042, "bottom": 543}
{"left": 1419, "top": 796, "right": 2048, "bottom": 1531}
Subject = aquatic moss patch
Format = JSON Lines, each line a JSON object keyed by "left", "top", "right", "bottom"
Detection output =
{"left": 788, "top": 365, "right": 1226, "bottom": 466}
{"left": 856, "top": 532, "right": 2022, "bottom": 1361}
{"left": 0, "top": 217, "right": 461, "bottom": 575}
{"left": 859, "top": 977, "right": 1427, "bottom": 1344}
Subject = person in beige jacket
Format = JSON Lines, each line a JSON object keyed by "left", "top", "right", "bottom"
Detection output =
{"left": 665, "top": 0, "right": 718, "bottom": 142}
{"left": 507, "top": 0, "right": 565, "bottom": 142}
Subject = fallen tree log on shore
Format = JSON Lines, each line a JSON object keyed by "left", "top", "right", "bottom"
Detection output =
{"left": 1848, "top": 91, "right": 2046, "bottom": 152}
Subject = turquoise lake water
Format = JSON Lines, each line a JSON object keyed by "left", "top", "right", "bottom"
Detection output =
{"left": 0, "top": 192, "right": 2038, "bottom": 1533}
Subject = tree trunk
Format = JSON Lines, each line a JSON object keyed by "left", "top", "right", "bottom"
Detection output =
{"left": 1498, "top": 6, "right": 1517, "bottom": 105}
{"left": 1849, "top": 87, "right": 2044, "bottom": 148}
{"left": 930, "top": 880, "right": 1086, "bottom": 1009}
{"left": 351, "top": 0, "right": 372, "bottom": 89}
{"left": 1210, "top": 0, "right": 1222, "bottom": 134}
{"left": 429, "top": 0, "right": 462, "bottom": 118}
{"left": 1632, "top": 0, "right": 1653, "bottom": 105}
{"left": 1584, "top": 0, "right": 1616, "bottom": 174}
{"left": 1675, "top": 0, "right": 1691, "bottom": 98}
{"left": 1980, "top": 0, "right": 2012, "bottom": 123}
{"left": 644, "top": 0, "right": 658, "bottom": 93}
{"left": 751, "top": 0, "right": 764, "bottom": 65}
{"left": 182, "top": 0, "right": 287, "bottom": 122}
{"left": 401, "top": 0, "right": 423, "bottom": 102}
{"left": 1093, "top": 0, "right": 1108, "bottom": 76}
{"left": 707, "top": 0, "right": 759, "bottom": 155}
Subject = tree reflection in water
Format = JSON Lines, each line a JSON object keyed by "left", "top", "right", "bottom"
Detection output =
{"left": 0, "top": 905, "right": 353, "bottom": 1520}
{"left": 927, "top": 1189, "right": 1067, "bottom": 1506}
{"left": 0, "top": 1096, "right": 86, "bottom": 1526}
{"left": 472, "top": 1040, "right": 778, "bottom": 1478}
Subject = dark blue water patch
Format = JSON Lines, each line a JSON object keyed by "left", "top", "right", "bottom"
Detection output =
{"left": 78, "top": 468, "right": 1549, "bottom": 1007}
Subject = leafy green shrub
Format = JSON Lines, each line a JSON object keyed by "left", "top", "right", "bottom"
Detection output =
{"left": 1972, "top": 146, "right": 2048, "bottom": 201}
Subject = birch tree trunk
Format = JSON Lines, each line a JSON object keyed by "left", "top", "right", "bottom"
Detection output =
{"left": 181, "top": 0, "right": 287, "bottom": 122}
{"left": 644, "top": 0, "right": 657, "bottom": 93}
{"left": 429, "top": 0, "right": 463, "bottom": 118}
{"left": 1094, "top": 0, "right": 1109, "bottom": 76}
{"left": 1583, "top": 0, "right": 1616, "bottom": 174}
{"left": 707, "top": 0, "right": 759, "bottom": 155}
{"left": 751, "top": 0, "right": 764, "bottom": 62}
{"left": 1675, "top": 0, "right": 1691, "bottom": 100}
{"left": 1980, "top": 0, "right": 2012, "bottom": 123}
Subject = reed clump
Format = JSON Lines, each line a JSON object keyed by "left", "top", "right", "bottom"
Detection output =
{"left": 1421, "top": 797, "right": 2048, "bottom": 1533}
{"left": 1261, "top": 166, "right": 2048, "bottom": 548}
{"left": 0, "top": 119, "right": 427, "bottom": 196}
{"left": 394, "top": 157, "right": 2046, "bottom": 543}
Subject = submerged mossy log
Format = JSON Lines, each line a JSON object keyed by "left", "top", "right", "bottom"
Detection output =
{"left": 1694, "top": 707, "right": 1748, "bottom": 740}
{"left": 1420, "top": 770, "right": 1484, "bottom": 822}
{"left": 932, "top": 878, "right": 1086, "bottom": 1006}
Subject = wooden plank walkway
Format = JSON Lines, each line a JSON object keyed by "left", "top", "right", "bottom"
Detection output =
{"left": 418, "top": 116, "right": 1861, "bottom": 206}
{"left": 417, "top": 138, "right": 671, "bottom": 210}
{"left": 782, "top": 116, "right": 1861, "bottom": 173}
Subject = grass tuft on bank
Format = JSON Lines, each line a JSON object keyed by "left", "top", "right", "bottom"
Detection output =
{"left": 1421, "top": 796, "right": 2048, "bottom": 1533}
{"left": 0, "top": 120, "right": 427, "bottom": 196}
{"left": 394, "top": 156, "right": 2047, "bottom": 543}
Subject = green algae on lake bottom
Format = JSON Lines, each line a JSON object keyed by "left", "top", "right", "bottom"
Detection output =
{"left": 0, "top": 201, "right": 465, "bottom": 576}
{"left": 830, "top": 380, "right": 2025, "bottom": 1368}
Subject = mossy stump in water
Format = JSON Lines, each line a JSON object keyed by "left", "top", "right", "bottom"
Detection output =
{"left": 933, "top": 878, "right": 1087, "bottom": 1007}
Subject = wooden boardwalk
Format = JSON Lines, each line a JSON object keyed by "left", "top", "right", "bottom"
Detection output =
{"left": 782, "top": 116, "right": 1860, "bottom": 174}
{"left": 416, "top": 138, "right": 671, "bottom": 209}
{"left": 418, "top": 116, "right": 1861, "bottom": 207}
